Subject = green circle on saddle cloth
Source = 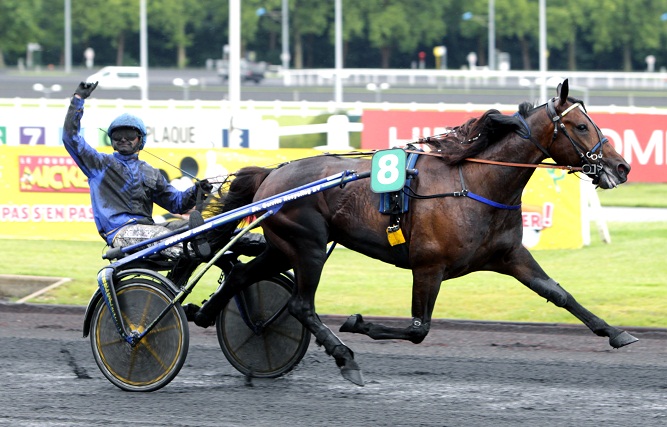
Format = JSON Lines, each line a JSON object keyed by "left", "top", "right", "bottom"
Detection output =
{"left": 371, "top": 148, "right": 407, "bottom": 193}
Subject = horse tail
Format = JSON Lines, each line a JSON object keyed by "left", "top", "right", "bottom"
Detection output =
{"left": 225, "top": 166, "right": 272, "bottom": 212}
{"left": 205, "top": 166, "right": 272, "bottom": 249}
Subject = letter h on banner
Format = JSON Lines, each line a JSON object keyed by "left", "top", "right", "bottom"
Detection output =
{"left": 222, "top": 128, "right": 249, "bottom": 148}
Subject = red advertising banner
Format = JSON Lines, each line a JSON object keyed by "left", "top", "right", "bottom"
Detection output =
{"left": 593, "top": 113, "right": 666, "bottom": 183}
{"left": 361, "top": 110, "right": 667, "bottom": 183}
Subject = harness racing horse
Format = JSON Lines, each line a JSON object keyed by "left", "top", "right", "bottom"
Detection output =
{"left": 195, "top": 80, "right": 637, "bottom": 386}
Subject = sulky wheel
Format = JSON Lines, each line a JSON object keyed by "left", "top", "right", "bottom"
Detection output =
{"left": 89, "top": 276, "right": 189, "bottom": 392}
{"left": 216, "top": 272, "right": 311, "bottom": 378}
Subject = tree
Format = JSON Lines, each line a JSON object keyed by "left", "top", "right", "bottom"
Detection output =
{"left": 37, "top": 1, "right": 65, "bottom": 67}
{"left": 495, "top": 0, "right": 538, "bottom": 70}
{"left": 71, "top": 0, "right": 140, "bottom": 66}
{"left": 0, "top": 0, "right": 44, "bottom": 68}
{"left": 149, "top": 0, "right": 208, "bottom": 68}
{"left": 544, "top": 0, "right": 593, "bottom": 71}
{"left": 587, "top": 0, "right": 663, "bottom": 71}
{"left": 289, "top": 0, "right": 331, "bottom": 68}
{"left": 363, "top": 0, "right": 449, "bottom": 68}
{"left": 457, "top": 0, "right": 490, "bottom": 67}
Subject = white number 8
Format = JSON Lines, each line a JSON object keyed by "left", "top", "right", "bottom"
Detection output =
{"left": 376, "top": 153, "right": 399, "bottom": 185}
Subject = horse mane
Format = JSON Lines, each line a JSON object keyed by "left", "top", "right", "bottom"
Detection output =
{"left": 420, "top": 105, "right": 531, "bottom": 165}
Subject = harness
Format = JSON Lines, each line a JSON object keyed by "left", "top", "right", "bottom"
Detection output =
{"left": 377, "top": 97, "right": 609, "bottom": 265}
{"left": 378, "top": 149, "right": 521, "bottom": 268}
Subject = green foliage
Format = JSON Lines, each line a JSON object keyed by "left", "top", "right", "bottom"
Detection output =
{"left": 587, "top": 0, "right": 664, "bottom": 70}
{"left": 0, "top": 0, "right": 44, "bottom": 67}
{"left": 2, "top": 1, "right": 667, "bottom": 78}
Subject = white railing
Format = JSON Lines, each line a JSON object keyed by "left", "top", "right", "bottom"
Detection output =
{"left": 281, "top": 68, "right": 667, "bottom": 90}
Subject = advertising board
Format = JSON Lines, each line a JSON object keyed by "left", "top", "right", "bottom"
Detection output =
{"left": 0, "top": 146, "right": 319, "bottom": 242}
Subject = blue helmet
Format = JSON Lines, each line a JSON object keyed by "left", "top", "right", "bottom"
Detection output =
{"left": 107, "top": 113, "right": 147, "bottom": 149}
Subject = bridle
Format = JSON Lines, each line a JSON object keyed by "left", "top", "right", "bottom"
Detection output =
{"left": 407, "top": 98, "right": 608, "bottom": 182}
{"left": 544, "top": 97, "right": 608, "bottom": 182}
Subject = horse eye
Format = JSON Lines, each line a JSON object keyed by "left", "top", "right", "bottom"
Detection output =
{"left": 576, "top": 124, "right": 588, "bottom": 132}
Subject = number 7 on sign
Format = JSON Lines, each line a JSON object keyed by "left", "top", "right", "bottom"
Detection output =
{"left": 370, "top": 148, "right": 406, "bottom": 193}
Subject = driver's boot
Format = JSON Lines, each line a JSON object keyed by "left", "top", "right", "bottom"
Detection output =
{"left": 187, "top": 210, "right": 211, "bottom": 258}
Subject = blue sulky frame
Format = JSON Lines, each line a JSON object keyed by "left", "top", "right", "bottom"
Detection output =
{"left": 94, "top": 169, "right": 371, "bottom": 346}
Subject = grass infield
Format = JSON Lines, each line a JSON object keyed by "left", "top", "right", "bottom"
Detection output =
{"left": 1, "top": 219, "right": 665, "bottom": 328}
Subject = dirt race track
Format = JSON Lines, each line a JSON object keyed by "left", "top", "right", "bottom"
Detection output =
{"left": 1, "top": 302, "right": 667, "bottom": 427}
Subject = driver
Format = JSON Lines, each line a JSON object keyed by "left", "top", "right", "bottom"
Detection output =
{"left": 62, "top": 81, "right": 212, "bottom": 259}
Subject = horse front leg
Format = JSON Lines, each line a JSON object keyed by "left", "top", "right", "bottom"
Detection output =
{"left": 501, "top": 246, "right": 638, "bottom": 349}
{"left": 340, "top": 266, "right": 442, "bottom": 344}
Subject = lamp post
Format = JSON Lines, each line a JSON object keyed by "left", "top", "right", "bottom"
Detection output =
{"left": 172, "top": 78, "right": 199, "bottom": 100}
{"left": 334, "top": 0, "right": 343, "bottom": 105}
{"left": 32, "top": 83, "right": 62, "bottom": 99}
{"left": 538, "top": 0, "right": 547, "bottom": 102}
{"left": 64, "top": 0, "right": 71, "bottom": 73}
{"left": 281, "top": 0, "right": 290, "bottom": 82}
{"left": 488, "top": 0, "right": 495, "bottom": 71}
{"left": 140, "top": 0, "right": 148, "bottom": 100}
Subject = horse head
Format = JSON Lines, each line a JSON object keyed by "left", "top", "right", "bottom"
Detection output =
{"left": 544, "top": 79, "right": 630, "bottom": 189}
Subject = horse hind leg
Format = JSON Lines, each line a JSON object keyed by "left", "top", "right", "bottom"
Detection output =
{"left": 339, "top": 268, "right": 440, "bottom": 344}
{"left": 193, "top": 247, "right": 288, "bottom": 328}
{"left": 526, "top": 276, "right": 638, "bottom": 348}
{"left": 339, "top": 314, "right": 431, "bottom": 344}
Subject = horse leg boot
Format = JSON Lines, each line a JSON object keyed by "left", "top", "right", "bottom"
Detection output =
{"left": 314, "top": 326, "right": 364, "bottom": 386}
{"left": 527, "top": 277, "right": 638, "bottom": 348}
{"left": 340, "top": 314, "right": 431, "bottom": 344}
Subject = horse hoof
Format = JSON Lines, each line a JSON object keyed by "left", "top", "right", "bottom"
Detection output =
{"left": 340, "top": 359, "right": 365, "bottom": 386}
{"left": 339, "top": 314, "right": 362, "bottom": 333}
{"left": 610, "top": 331, "right": 638, "bottom": 348}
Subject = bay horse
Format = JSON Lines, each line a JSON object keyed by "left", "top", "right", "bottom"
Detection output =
{"left": 195, "top": 80, "right": 637, "bottom": 386}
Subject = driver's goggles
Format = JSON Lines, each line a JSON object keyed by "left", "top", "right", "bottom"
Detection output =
{"left": 111, "top": 129, "right": 140, "bottom": 142}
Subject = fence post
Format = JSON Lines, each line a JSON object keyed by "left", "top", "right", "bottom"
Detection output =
{"left": 251, "top": 119, "right": 280, "bottom": 149}
{"left": 326, "top": 114, "right": 353, "bottom": 150}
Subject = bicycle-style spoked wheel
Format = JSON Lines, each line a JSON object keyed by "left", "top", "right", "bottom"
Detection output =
{"left": 216, "top": 273, "right": 311, "bottom": 378}
{"left": 90, "top": 277, "right": 189, "bottom": 392}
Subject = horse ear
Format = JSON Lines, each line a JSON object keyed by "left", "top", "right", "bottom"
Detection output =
{"left": 557, "top": 79, "right": 569, "bottom": 103}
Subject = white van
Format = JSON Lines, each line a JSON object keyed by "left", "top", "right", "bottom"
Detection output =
{"left": 86, "top": 66, "right": 145, "bottom": 90}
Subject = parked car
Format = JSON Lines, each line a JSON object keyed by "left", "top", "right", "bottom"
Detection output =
{"left": 86, "top": 66, "right": 145, "bottom": 90}
{"left": 217, "top": 59, "right": 266, "bottom": 84}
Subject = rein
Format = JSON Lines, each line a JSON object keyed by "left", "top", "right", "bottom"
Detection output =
{"left": 405, "top": 150, "right": 583, "bottom": 173}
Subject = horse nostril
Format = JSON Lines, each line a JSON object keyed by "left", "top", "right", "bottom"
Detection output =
{"left": 617, "top": 163, "right": 630, "bottom": 181}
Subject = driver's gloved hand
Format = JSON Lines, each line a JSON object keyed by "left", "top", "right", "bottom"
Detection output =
{"left": 74, "top": 81, "right": 98, "bottom": 99}
{"left": 195, "top": 179, "right": 213, "bottom": 193}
